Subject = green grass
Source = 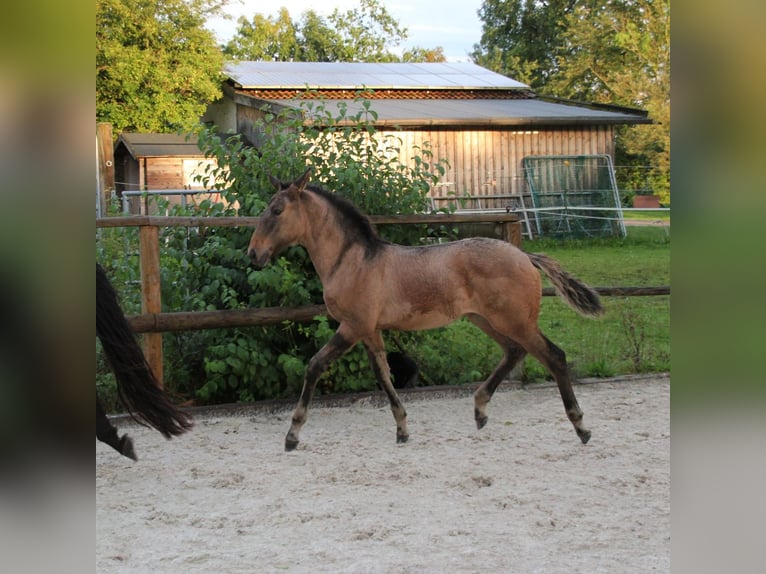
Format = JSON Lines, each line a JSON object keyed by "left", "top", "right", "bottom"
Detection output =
{"left": 622, "top": 209, "right": 671, "bottom": 222}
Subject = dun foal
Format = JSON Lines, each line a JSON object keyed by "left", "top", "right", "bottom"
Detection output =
{"left": 248, "top": 170, "right": 603, "bottom": 451}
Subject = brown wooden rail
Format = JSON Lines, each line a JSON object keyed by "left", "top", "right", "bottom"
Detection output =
{"left": 125, "top": 286, "right": 670, "bottom": 334}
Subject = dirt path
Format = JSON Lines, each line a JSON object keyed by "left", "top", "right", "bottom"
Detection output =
{"left": 97, "top": 375, "right": 670, "bottom": 573}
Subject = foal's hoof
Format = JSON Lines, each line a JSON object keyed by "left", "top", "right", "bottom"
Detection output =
{"left": 120, "top": 435, "right": 137, "bottom": 461}
{"left": 396, "top": 434, "right": 409, "bottom": 444}
{"left": 475, "top": 415, "right": 488, "bottom": 430}
{"left": 577, "top": 428, "right": 592, "bottom": 444}
{"left": 285, "top": 437, "right": 300, "bottom": 452}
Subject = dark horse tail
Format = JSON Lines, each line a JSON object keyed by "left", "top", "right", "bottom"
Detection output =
{"left": 96, "top": 263, "right": 193, "bottom": 438}
{"left": 527, "top": 253, "right": 603, "bottom": 318}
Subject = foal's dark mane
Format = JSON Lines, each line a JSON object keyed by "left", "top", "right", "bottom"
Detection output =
{"left": 304, "top": 184, "right": 388, "bottom": 258}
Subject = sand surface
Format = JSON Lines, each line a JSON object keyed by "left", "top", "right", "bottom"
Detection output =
{"left": 97, "top": 376, "right": 670, "bottom": 573}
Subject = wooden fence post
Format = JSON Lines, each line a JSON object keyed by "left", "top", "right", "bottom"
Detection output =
{"left": 139, "top": 225, "right": 163, "bottom": 387}
{"left": 502, "top": 221, "right": 522, "bottom": 247}
{"left": 96, "top": 123, "right": 115, "bottom": 215}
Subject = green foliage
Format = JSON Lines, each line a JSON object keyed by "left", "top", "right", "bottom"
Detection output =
{"left": 223, "top": 8, "right": 299, "bottom": 61}
{"left": 223, "top": 0, "right": 445, "bottom": 63}
{"left": 473, "top": 0, "right": 670, "bottom": 203}
{"left": 401, "top": 46, "right": 447, "bottom": 63}
{"left": 549, "top": 0, "right": 670, "bottom": 203}
{"left": 472, "top": 0, "right": 576, "bottom": 89}
{"left": 326, "top": 0, "right": 408, "bottom": 62}
{"left": 96, "top": 0, "right": 226, "bottom": 132}
{"left": 398, "top": 322, "right": 503, "bottom": 387}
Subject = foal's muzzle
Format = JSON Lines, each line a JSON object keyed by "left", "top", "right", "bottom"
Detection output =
{"left": 247, "top": 247, "right": 271, "bottom": 269}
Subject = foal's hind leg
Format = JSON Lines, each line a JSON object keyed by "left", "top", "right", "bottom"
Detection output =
{"left": 285, "top": 329, "right": 356, "bottom": 451}
{"left": 364, "top": 332, "right": 408, "bottom": 444}
{"left": 521, "top": 330, "right": 591, "bottom": 444}
{"left": 467, "top": 314, "right": 527, "bottom": 429}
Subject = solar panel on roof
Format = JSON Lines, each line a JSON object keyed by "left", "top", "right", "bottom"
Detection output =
{"left": 225, "top": 61, "right": 530, "bottom": 90}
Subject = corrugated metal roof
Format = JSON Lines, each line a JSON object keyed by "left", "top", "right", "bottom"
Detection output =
{"left": 116, "top": 133, "right": 205, "bottom": 159}
{"left": 225, "top": 61, "right": 530, "bottom": 91}
{"left": 248, "top": 97, "right": 652, "bottom": 127}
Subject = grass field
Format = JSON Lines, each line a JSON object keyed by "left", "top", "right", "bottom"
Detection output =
{"left": 622, "top": 209, "right": 671, "bottom": 222}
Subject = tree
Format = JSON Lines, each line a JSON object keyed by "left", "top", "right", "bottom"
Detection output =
{"left": 402, "top": 46, "right": 447, "bottom": 63}
{"left": 96, "top": 0, "right": 226, "bottom": 133}
{"left": 297, "top": 11, "right": 347, "bottom": 62}
{"left": 327, "top": 0, "right": 409, "bottom": 62}
{"left": 223, "top": 8, "right": 299, "bottom": 61}
{"left": 472, "top": 0, "right": 576, "bottom": 90}
{"left": 473, "top": 0, "right": 670, "bottom": 202}
{"left": 222, "top": 0, "right": 428, "bottom": 63}
{"left": 547, "top": 0, "right": 670, "bottom": 201}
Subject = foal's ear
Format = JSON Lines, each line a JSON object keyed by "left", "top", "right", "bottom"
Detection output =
{"left": 268, "top": 175, "right": 282, "bottom": 190}
{"left": 295, "top": 168, "right": 312, "bottom": 193}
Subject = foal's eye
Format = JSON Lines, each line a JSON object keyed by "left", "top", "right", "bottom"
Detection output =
{"left": 271, "top": 206, "right": 283, "bottom": 216}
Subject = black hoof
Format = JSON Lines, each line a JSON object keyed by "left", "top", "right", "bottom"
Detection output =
{"left": 396, "top": 434, "right": 409, "bottom": 444}
{"left": 578, "top": 429, "right": 591, "bottom": 444}
{"left": 285, "top": 438, "right": 299, "bottom": 452}
{"left": 119, "top": 435, "right": 137, "bottom": 461}
{"left": 476, "top": 415, "right": 488, "bottom": 430}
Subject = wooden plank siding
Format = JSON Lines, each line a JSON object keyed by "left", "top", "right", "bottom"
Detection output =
{"left": 145, "top": 158, "right": 185, "bottom": 189}
{"left": 233, "top": 102, "right": 614, "bottom": 210}
{"left": 371, "top": 126, "right": 615, "bottom": 209}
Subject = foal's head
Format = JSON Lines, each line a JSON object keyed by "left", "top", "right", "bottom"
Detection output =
{"left": 248, "top": 169, "right": 312, "bottom": 269}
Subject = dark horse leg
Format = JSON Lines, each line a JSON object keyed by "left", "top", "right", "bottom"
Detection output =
{"left": 520, "top": 329, "right": 591, "bottom": 444}
{"left": 468, "top": 314, "right": 590, "bottom": 444}
{"left": 96, "top": 399, "right": 137, "bottom": 461}
{"left": 387, "top": 351, "right": 419, "bottom": 389}
{"left": 365, "top": 331, "right": 408, "bottom": 444}
{"left": 467, "top": 314, "right": 527, "bottom": 429}
{"left": 285, "top": 329, "right": 356, "bottom": 451}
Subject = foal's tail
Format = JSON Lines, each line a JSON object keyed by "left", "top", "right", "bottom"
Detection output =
{"left": 527, "top": 253, "right": 603, "bottom": 318}
{"left": 96, "top": 264, "right": 193, "bottom": 438}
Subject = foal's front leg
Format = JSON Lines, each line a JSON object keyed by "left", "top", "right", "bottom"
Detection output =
{"left": 364, "top": 332, "right": 409, "bottom": 444}
{"left": 285, "top": 330, "right": 355, "bottom": 451}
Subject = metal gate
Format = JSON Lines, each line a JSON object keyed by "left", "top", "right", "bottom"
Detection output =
{"left": 522, "top": 155, "right": 626, "bottom": 239}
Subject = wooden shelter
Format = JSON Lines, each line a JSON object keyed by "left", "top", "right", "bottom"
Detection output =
{"left": 114, "top": 133, "right": 219, "bottom": 213}
{"left": 203, "top": 62, "right": 651, "bottom": 211}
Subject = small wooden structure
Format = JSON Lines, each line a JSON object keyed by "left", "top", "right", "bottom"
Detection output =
{"left": 114, "top": 133, "right": 218, "bottom": 213}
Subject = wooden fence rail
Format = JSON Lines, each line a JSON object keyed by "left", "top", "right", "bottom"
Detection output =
{"left": 125, "top": 286, "right": 670, "bottom": 334}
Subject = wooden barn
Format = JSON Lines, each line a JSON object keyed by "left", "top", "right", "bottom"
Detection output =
{"left": 113, "top": 133, "right": 219, "bottom": 213}
{"left": 203, "top": 61, "right": 651, "bottom": 214}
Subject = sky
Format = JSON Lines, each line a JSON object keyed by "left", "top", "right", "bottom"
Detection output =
{"left": 205, "top": 0, "right": 485, "bottom": 62}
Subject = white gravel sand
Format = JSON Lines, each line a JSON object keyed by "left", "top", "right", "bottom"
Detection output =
{"left": 97, "top": 375, "right": 670, "bottom": 573}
